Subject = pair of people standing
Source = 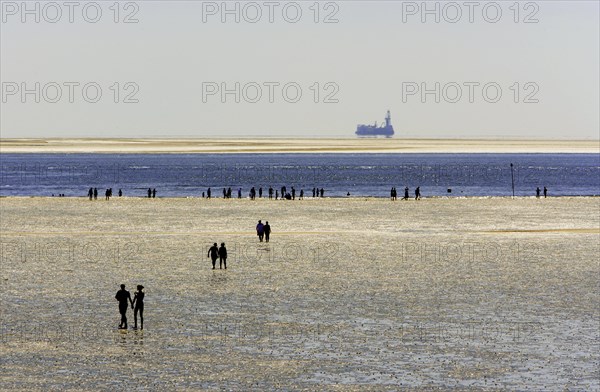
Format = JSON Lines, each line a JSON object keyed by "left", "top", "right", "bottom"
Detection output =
{"left": 208, "top": 242, "right": 228, "bottom": 269}
{"left": 115, "top": 284, "right": 144, "bottom": 330}
{"left": 256, "top": 220, "right": 271, "bottom": 242}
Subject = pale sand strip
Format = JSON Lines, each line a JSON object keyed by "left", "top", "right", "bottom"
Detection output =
{"left": 1, "top": 138, "right": 598, "bottom": 153}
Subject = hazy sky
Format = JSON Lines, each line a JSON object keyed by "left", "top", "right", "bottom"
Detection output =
{"left": 1, "top": 1, "right": 598, "bottom": 138}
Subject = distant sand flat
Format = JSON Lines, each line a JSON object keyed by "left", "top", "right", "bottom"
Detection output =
{"left": 1, "top": 138, "right": 598, "bottom": 153}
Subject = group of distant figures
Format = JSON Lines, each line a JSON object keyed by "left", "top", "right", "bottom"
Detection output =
{"left": 84, "top": 186, "right": 548, "bottom": 199}
{"left": 115, "top": 284, "right": 144, "bottom": 330}
{"left": 202, "top": 186, "right": 325, "bottom": 200}
{"left": 390, "top": 186, "right": 421, "bottom": 200}
{"left": 536, "top": 187, "right": 548, "bottom": 198}
{"left": 88, "top": 187, "right": 123, "bottom": 200}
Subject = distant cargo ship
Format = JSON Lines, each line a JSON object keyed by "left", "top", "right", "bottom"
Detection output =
{"left": 356, "top": 110, "right": 394, "bottom": 138}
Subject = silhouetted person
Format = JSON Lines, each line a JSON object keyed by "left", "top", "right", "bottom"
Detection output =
{"left": 202, "top": 192, "right": 205, "bottom": 198}
{"left": 207, "top": 188, "right": 211, "bottom": 198}
{"left": 300, "top": 189, "right": 304, "bottom": 199}
{"left": 132, "top": 285, "right": 144, "bottom": 330}
{"left": 227, "top": 188, "right": 232, "bottom": 198}
{"left": 259, "top": 187, "right": 263, "bottom": 198}
{"left": 415, "top": 186, "right": 421, "bottom": 200}
{"left": 238, "top": 188, "right": 242, "bottom": 199}
{"left": 88, "top": 187, "right": 93, "bottom": 200}
{"left": 347, "top": 192, "right": 350, "bottom": 196}
{"left": 223, "top": 188, "right": 227, "bottom": 198}
{"left": 115, "top": 284, "right": 133, "bottom": 329}
{"left": 264, "top": 221, "right": 271, "bottom": 243}
{"left": 105, "top": 189, "right": 110, "bottom": 200}
{"left": 269, "top": 186, "right": 273, "bottom": 199}
{"left": 403, "top": 187, "right": 409, "bottom": 200}
{"left": 208, "top": 243, "right": 219, "bottom": 269}
{"left": 285, "top": 193, "right": 291, "bottom": 200}
{"left": 118, "top": 189, "right": 122, "bottom": 197}
{"left": 147, "top": 188, "right": 152, "bottom": 198}
{"left": 312, "top": 188, "right": 316, "bottom": 198}
{"left": 275, "top": 190, "right": 278, "bottom": 200}
{"left": 152, "top": 188, "right": 156, "bottom": 198}
{"left": 320, "top": 188, "right": 324, "bottom": 197}
{"left": 218, "top": 242, "right": 227, "bottom": 269}
{"left": 536, "top": 187, "right": 540, "bottom": 198}
{"left": 93, "top": 188, "right": 98, "bottom": 200}
{"left": 256, "top": 220, "right": 265, "bottom": 242}
{"left": 544, "top": 186, "right": 547, "bottom": 198}
{"left": 291, "top": 187, "right": 296, "bottom": 200}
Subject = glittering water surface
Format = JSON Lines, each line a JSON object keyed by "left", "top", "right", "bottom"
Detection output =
{"left": 1, "top": 153, "right": 599, "bottom": 197}
{"left": 1, "top": 197, "right": 599, "bottom": 390}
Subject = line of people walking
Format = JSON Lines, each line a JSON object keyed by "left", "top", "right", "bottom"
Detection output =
{"left": 88, "top": 187, "right": 123, "bottom": 200}
{"left": 202, "top": 186, "right": 324, "bottom": 200}
{"left": 391, "top": 186, "right": 421, "bottom": 200}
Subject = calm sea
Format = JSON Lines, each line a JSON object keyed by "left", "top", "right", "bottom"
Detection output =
{"left": 0, "top": 153, "right": 598, "bottom": 197}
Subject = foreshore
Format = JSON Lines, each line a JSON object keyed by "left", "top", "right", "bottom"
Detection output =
{"left": 1, "top": 196, "right": 598, "bottom": 389}
{"left": 1, "top": 138, "right": 598, "bottom": 154}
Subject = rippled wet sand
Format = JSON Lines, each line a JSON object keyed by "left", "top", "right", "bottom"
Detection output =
{"left": 1, "top": 197, "right": 598, "bottom": 390}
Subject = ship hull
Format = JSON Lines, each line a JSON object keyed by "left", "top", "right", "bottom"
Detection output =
{"left": 355, "top": 126, "right": 394, "bottom": 137}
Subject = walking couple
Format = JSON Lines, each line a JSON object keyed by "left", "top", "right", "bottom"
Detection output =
{"left": 208, "top": 242, "right": 228, "bottom": 269}
{"left": 115, "top": 284, "right": 145, "bottom": 330}
{"left": 256, "top": 220, "right": 271, "bottom": 242}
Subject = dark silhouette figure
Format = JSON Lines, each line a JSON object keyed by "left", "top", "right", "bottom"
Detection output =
{"left": 207, "top": 188, "right": 211, "bottom": 198}
{"left": 536, "top": 187, "right": 541, "bottom": 198}
{"left": 227, "top": 188, "right": 232, "bottom": 198}
{"left": 312, "top": 188, "right": 316, "bottom": 198}
{"left": 275, "top": 190, "right": 278, "bottom": 200}
{"left": 291, "top": 187, "right": 296, "bottom": 200}
{"left": 256, "top": 220, "right": 265, "bottom": 242}
{"left": 218, "top": 243, "right": 227, "bottom": 269}
{"left": 269, "top": 186, "right": 273, "bottom": 199}
{"left": 415, "top": 186, "right": 421, "bottom": 200}
{"left": 543, "top": 186, "right": 547, "bottom": 198}
{"left": 118, "top": 189, "right": 122, "bottom": 197}
{"left": 300, "top": 189, "right": 304, "bottom": 199}
{"left": 202, "top": 192, "right": 205, "bottom": 198}
{"left": 88, "top": 187, "right": 93, "bottom": 200}
{"left": 403, "top": 187, "right": 409, "bottom": 200}
{"left": 105, "top": 189, "right": 110, "bottom": 200}
{"left": 208, "top": 243, "right": 219, "bottom": 269}
{"left": 115, "top": 284, "right": 133, "bottom": 329}
{"left": 223, "top": 188, "right": 227, "bottom": 198}
{"left": 152, "top": 188, "right": 156, "bottom": 198}
{"left": 93, "top": 188, "right": 98, "bottom": 200}
{"left": 132, "top": 285, "right": 144, "bottom": 330}
{"left": 264, "top": 221, "right": 271, "bottom": 243}
{"left": 147, "top": 188, "right": 152, "bottom": 198}
{"left": 320, "top": 188, "right": 324, "bottom": 197}
{"left": 238, "top": 188, "right": 242, "bottom": 199}
{"left": 259, "top": 187, "right": 263, "bottom": 198}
